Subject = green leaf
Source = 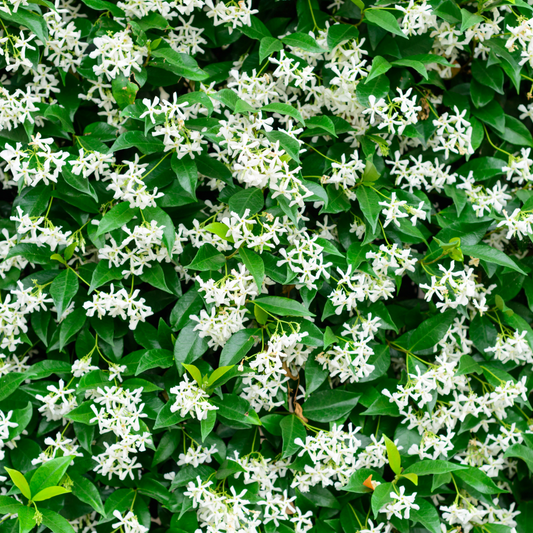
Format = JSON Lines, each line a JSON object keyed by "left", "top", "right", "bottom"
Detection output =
{"left": 29, "top": 456, "right": 73, "bottom": 496}
{"left": 472, "top": 99, "right": 505, "bottom": 134}
{"left": 357, "top": 74, "right": 390, "bottom": 107}
{"left": 411, "top": 498, "right": 441, "bottom": 533}
{"left": 6, "top": 244, "right": 53, "bottom": 264}
{"left": 460, "top": 8, "right": 483, "bottom": 31}
{"left": 391, "top": 59, "right": 428, "bottom": 79}
{"left": 236, "top": 15, "right": 272, "bottom": 39}
{"left": 504, "top": 444, "right": 533, "bottom": 471}
{"left": 65, "top": 402, "right": 97, "bottom": 425}
{"left": 280, "top": 415, "right": 307, "bottom": 458}
{"left": 432, "top": 472, "right": 452, "bottom": 492}
{"left": 40, "top": 509, "right": 76, "bottom": 533}
{"left": 110, "top": 131, "right": 165, "bottom": 155}
{"left": 214, "top": 459, "right": 247, "bottom": 481}
{"left": 32, "top": 486, "right": 70, "bottom": 502}
{"left": 262, "top": 103, "right": 305, "bottom": 126}
{"left": 138, "top": 478, "right": 170, "bottom": 505}
{"left": 96, "top": 202, "right": 137, "bottom": 238}
{"left": 364, "top": 9, "right": 407, "bottom": 38}
{"left": 136, "top": 11, "right": 168, "bottom": 30}
{"left": 103, "top": 488, "right": 134, "bottom": 517}
{"left": 264, "top": 130, "right": 302, "bottom": 162}
{"left": 397, "top": 309, "right": 457, "bottom": 352}
{"left": 304, "top": 352, "right": 328, "bottom": 396}
{"left": 219, "top": 329, "right": 260, "bottom": 366}
{"left": 123, "top": 378, "right": 162, "bottom": 393}
{"left": 456, "top": 156, "right": 506, "bottom": 180}
{"left": 80, "top": 0, "right": 125, "bottom": 17}
{"left": 204, "top": 222, "right": 232, "bottom": 242}
{"left": 485, "top": 37, "right": 522, "bottom": 92}
{"left": 25, "top": 360, "right": 71, "bottom": 380}
{"left": 504, "top": 312, "right": 533, "bottom": 351}
{"left": 462, "top": 244, "right": 528, "bottom": 275}
{"left": 403, "top": 460, "right": 467, "bottom": 475}
{"left": 0, "top": 7, "right": 48, "bottom": 46}
{"left": 456, "top": 354, "right": 482, "bottom": 376}
{"left": 362, "top": 156, "right": 381, "bottom": 182}
{"left": 0, "top": 374, "right": 26, "bottom": 402}
{"left": 174, "top": 323, "right": 208, "bottom": 370}
{"left": 228, "top": 188, "right": 264, "bottom": 217}
{"left": 406, "top": 54, "right": 455, "bottom": 67}
{"left": 154, "top": 403, "right": 185, "bottom": 430}
{"left": 302, "top": 390, "right": 360, "bottom": 422}
{"left": 470, "top": 313, "right": 498, "bottom": 354}
{"left": 197, "top": 157, "right": 230, "bottom": 185}
{"left": 44, "top": 105, "right": 74, "bottom": 133}
{"left": 50, "top": 269, "right": 79, "bottom": 319}
{"left": 356, "top": 186, "right": 381, "bottom": 232}
{"left": 207, "top": 365, "right": 234, "bottom": 387}
{"left": 383, "top": 435, "right": 401, "bottom": 475}
{"left": 182, "top": 363, "right": 203, "bottom": 385}
{"left": 171, "top": 153, "right": 198, "bottom": 200}
{"left": 327, "top": 24, "right": 359, "bottom": 50}
{"left": 259, "top": 37, "right": 283, "bottom": 63}
{"left": 235, "top": 99, "right": 258, "bottom": 114}
{"left": 365, "top": 56, "right": 392, "bottom": 83}
{"left": 136, "top": 349, "right": 174, "bottom": 375}
{"left": 150, "top": 48, "right": 209, "bottom": 81}
{"left": 170, "top": 288, "right": 204, "bottom": 330}
{"left": 371, "top": 482, "right": 394, "bottom": 517}
{"left": 350, "top": 0, "right": 364, "bottom": 9}
{"left": 140, "top": 262, "right": 173, "bottom": 294}
{"left": 18, "top": 505, "right": 36, "bottom": 533}
{"left": 323, "top": 326, "right": 336, "bottom": 348}
{"left": 152, "top": 430, "right": 181, "bottom": 467}
{"left": 187, "top": 243, "right": 226, "bottom": 271}
{"left": 495, "top": 115, "right": 533, "bottom": 148}
{"left": 402, "top": 473, "right": 418, "bottom": 485}
{"left": 239, "top": 248, "right": 265, "bottom": 290}
{"left": 7, "top": 403, "right": 33, "bottom": 441}
{"left": 142, "top": 206, "right": 176, "bottom": 252}
{"left": 89, "top": 262, "right": 123, "bottom": 293}
{"left": 201, "top": 410, "right": 217, "bottom": 441}
{"left": 344, "top": 468, "right": 385, "bottom": 493}
{"left": 111, "top": 75, "right": 138, "bottom": 110}
{"left": 254, "top": 296, "right": 314, "bottom": 317}
{"left": 304, "top": 116, "right": 336, "bottom": 137}
{"left": 281, "top": 32, "right": 326, "bottom": 53}
{"left": 177, "top": 92, "right": 214, "bottom": 116}
{"left": 254, "top": 302, "right": 268, "bottom": 325}
{"left": 210, "top": 394, "right": 261, "bottom": 426}
{"left": 59, "top": 308, "right": 86, "bottom": 350}
{"left": 361, "top": 396, "right": 400, "bottom": 416}
{"left": 4, "top": 468, "right": 31, "bottom": 499}
{"left": 0, "top": 496, "right": 22, "bottom": 514}
{"left": 62, "top": 167, "right": 98, "bottom": 201}
{"left": 454, "top": 467, "right": 506, "bottom": 494}
{"left": 471, "top": 60, "right": 504, "bottom": 94}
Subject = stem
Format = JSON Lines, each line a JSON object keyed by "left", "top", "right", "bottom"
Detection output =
{"left": 483, "top": 123, "right": 512, "bottom": 157}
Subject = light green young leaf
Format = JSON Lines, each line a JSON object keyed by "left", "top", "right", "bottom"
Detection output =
{"left": 4, "top": 468, "right": 31, "bottom": 499}
{"left": 32, "top": 486, "right": 71, "bottom": 502}
{"left": 207, "top": 365, "right": 234, "bottom": 387}
{"left": 182, "top": 363, "right": 203, "bottom": 385}
{"left": 383, "top": 435, "right": 402, "bottom": 475}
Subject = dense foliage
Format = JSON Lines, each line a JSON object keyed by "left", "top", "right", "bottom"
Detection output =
{"left": 3, "top": 0, "right": 533, "bottom": 531}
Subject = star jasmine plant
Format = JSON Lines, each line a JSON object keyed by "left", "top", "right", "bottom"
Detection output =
{"left": 0, "top": 0, "right": 533, "bottom": 532}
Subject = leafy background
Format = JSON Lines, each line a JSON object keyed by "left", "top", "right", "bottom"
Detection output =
{"left": 1, "top": 0, "right": 533, "bottom": 532}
